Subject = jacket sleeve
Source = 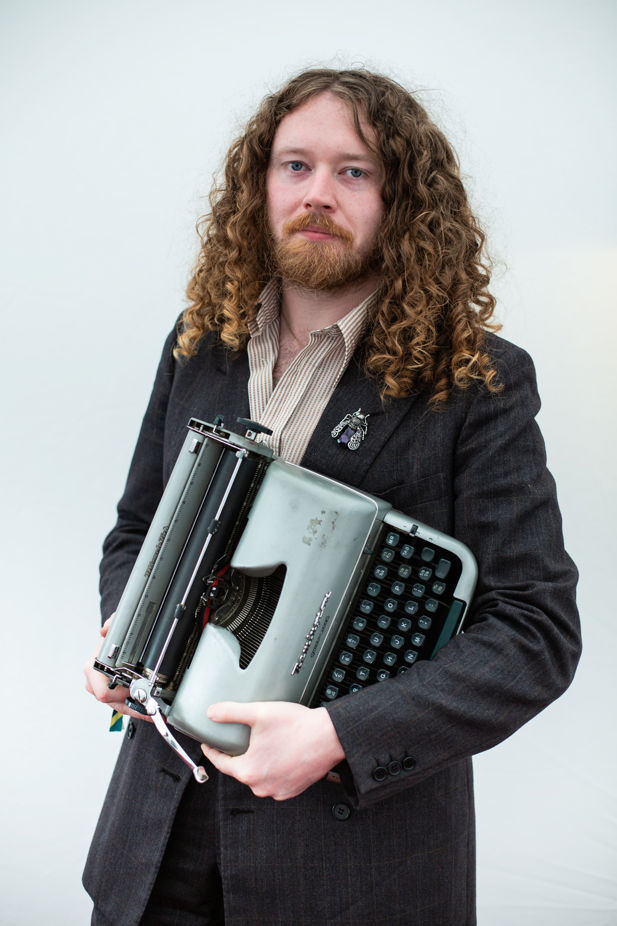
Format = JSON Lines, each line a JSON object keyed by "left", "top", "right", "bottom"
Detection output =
{"left": 99, "top": 329, "right": 177, "bottom": 621}
{"left": 325, "top": 345, "right": 581, "bottom": 807}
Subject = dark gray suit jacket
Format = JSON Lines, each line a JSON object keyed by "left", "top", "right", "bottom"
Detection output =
{"left": 83, "top": 328, "right": 580, "bottom": 925}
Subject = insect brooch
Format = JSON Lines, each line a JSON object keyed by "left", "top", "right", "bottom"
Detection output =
{"left": 331, "top": 409, "right": 370, "bottom": 451}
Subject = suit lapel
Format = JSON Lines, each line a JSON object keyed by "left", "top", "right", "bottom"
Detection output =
{"left": 301, "top": 355, "right": 418, "bottom": 487}
{"left": 200, "top": 338, "right": 251, "bottom": 428}
{"left": 196, "top": 337, "right": 419, "bottom": 491}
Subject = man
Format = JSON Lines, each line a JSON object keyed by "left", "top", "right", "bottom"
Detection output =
{"left": 84, "top": 68, "right": 580, "bottom": 925}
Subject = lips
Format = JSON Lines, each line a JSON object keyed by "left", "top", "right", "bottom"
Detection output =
{"left": 282, "top": 212, "right": 353, "bottom": 244}
{"left": 300, "top": 226, "right": 337, "bottom": 238}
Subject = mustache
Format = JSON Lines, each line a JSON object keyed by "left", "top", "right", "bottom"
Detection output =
{"left": 282, "top": 212, "right": 353, "bottom": 244}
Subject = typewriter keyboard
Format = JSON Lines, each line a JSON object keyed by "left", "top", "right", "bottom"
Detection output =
{"left": 310, "top": 527, "right": 465, "bottom": 706}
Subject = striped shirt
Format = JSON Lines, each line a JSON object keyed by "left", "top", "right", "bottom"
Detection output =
{"left": 247, "top": 279, "right": 374, "bottom": 464}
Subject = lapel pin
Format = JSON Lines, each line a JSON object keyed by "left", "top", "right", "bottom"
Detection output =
{"left": 331, "top": 409, "right": 370, "bottom": 451}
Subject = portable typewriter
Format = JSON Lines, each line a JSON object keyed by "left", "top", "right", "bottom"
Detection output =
{"left": 94, "top": 417, "right": 477, "bottom": 781}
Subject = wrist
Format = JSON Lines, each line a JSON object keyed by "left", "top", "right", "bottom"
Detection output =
{"left": 314, "top": 706, "right": 345, "bottom": 766}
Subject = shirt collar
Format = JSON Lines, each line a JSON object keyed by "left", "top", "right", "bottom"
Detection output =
{"left": 248, "top": 279, "right": 281, "bottom": 337}
{"left": 250, "top": 279, "right": 376, "bottom": 364}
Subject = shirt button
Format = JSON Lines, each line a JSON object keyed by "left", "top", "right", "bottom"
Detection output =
{"left": 372, "top": 766, "right": 388, "bottom": 782}
{"left": 402, "top": 755, "right": 416, "bottom": 771}
{"left": 126, "top": 720, "right": 135, "bottom": 739}
{"left": 387, "top": 760, "right": 402, "bottom": 776}
{"left": 331, "top": 802, "right": 352, "bottom": 821}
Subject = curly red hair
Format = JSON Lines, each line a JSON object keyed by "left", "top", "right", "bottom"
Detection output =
{"left": 176, "top": 68, "right": 501, "bottom": 405}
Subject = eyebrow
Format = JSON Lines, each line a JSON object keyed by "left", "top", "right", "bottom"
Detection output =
{"left": 271, "top": 146, "right": 379, "bottom": 165}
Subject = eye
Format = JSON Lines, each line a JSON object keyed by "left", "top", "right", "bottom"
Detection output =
{"left": 287, "top": 161, "right": 305, "bottom": 172}
{"left": 346, "top": 167, "right": 365, "bottom": 179}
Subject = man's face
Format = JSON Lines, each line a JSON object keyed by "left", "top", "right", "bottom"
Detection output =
{"left": 266, "top": 92, "right": 385, "bottom": 291}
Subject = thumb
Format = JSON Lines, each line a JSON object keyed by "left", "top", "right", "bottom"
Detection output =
{"left": 207, "top": 701, "right": 259, "bottom": 725}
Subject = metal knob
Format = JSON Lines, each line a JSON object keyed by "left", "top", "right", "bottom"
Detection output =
{"left": 236, "top": 418, "right": 273, "bottom": 437}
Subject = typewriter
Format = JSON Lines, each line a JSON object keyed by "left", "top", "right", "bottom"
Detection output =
{"left": 94, "top": 417, "right": 477, "bottom": 780}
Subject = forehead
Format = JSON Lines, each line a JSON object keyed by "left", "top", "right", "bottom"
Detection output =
{"left": 271, "top": 92, "right": 380, "bottom": 160}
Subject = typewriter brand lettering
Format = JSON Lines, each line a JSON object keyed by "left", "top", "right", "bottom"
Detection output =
{"left": 309, "top": 614, "right": 330, "bottom": 657}
{"left": 291, "top": 592, "right": 332, "bottom": 675}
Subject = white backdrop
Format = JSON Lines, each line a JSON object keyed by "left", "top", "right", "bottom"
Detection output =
{"left": 1, "top": 1, "right": 615, "bottom": 923}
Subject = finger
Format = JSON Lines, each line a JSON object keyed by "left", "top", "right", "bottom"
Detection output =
{"left": 84, "top": 673, "right": 129, "bottom": 706}
{"left": 100, "top": 613, "right": 115, "bottom": 637}
{"left": 84, "top": 657, "right": 131, "bottom": 705}
{"left": 200, "top": 742, "right": 238, "bottom": 775}
{"left": 84, "top": 676, "right": 152, "bottom": 722}
{"left": 206, "top": 701, "right": 259, "bottom": 726}
{"left": 111, "top": 702, "right": 153, "bottom": 722}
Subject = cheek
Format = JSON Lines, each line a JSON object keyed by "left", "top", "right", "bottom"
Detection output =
{"left": 265, "top": 175, "right": 278, "bottom": 227}
{"left": 266, "top": 182, "right": 292, "bottom": 237}
{"left": 358, "top": 198, "right": 386, "bottom": 243}
{"left": 373, "top": 196, "right": 386, "bottom": 228}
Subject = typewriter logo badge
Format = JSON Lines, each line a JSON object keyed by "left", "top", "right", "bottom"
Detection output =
{"left": 291, "top": 592, "right": 331, "bottom": 675}
{"left": 331, "top": 409, "right": 369, "bottom": 451}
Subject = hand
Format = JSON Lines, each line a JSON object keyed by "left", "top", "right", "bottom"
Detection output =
{"left": 83, "top": 616, "right": 152, "bottom": 722}
{"left": 200, "top": 701, "right": 345, "bottom": 800}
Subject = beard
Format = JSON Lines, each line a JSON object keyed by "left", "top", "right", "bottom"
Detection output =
{"left": 270, "top": 213, "right": 381, "bottom": 291}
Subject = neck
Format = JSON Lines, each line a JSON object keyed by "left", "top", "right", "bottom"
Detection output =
{"left": 279, "top": 274, "right": 379, "bottom": 342}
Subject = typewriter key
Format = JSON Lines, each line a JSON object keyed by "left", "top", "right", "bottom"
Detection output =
{"left": 435, "top": 558, "right": 452, "bottom": 578}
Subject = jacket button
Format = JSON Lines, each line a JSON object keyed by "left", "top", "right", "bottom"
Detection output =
{"left": 126, "top": 720, "right": 135, "bottom": 739}
{"left": 387, "top": 760, "right": 402, "bottom": 776}
{"left": 402, "top": 755, "right": 416, "bottom": 771}
{"left": 332, "top": 802, "right": 352, "bottom": 821}
{"left": 372, "top": 765, "right": 388, "bottom": 782}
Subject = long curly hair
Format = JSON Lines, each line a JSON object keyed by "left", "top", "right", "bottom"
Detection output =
{"left": 176, "top": 68, "right": 501, "bottom": 405}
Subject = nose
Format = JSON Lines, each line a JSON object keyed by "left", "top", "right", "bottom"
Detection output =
{"left": 303, "top": 167, "right": 336, "bottom": 211}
